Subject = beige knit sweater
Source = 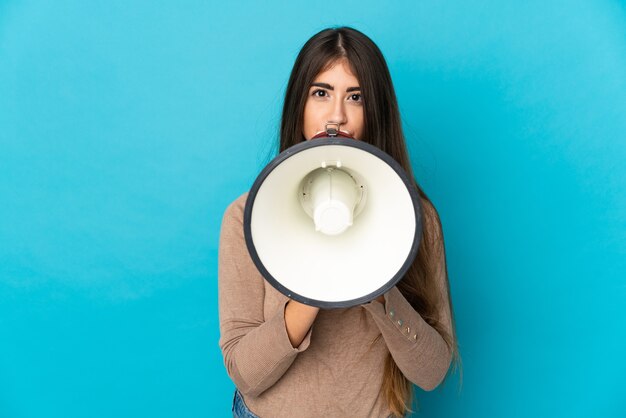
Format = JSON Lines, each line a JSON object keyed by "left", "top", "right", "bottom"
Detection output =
{"left": 218, "top": 193, "right": 453, "bottom": 417}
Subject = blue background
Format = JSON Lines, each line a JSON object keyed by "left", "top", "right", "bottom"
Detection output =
{"left": 1, "top": 1, "right": 625, "bottom": 417}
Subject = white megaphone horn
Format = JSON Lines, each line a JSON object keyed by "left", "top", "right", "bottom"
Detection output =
{"left": 244, "top": 134, "right": 423, "bottom": 308}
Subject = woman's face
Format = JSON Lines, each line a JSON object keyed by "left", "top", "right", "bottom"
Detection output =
{"left": 302, "top": 59, "right": 364, "bottom": 140}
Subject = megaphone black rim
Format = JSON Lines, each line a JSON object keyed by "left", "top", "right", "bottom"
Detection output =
{"left": 244, "top": 137, "right": 423, "bottom": 309}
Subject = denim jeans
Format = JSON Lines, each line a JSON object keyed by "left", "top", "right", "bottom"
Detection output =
{"left": 232, "top": 389, "right": 260, "bottom": 418}
{"left": 232, "top": 388, "right": 399, "bottom": 418}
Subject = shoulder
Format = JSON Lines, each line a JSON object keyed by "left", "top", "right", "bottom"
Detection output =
{"left": 419, "top": 196, "right": 445, "bottom": 251}
{"left": 420, "top": 197, "right": 442, "bottom": 229}
{"left": 219, "top": 192, "right": 250, "bottom": 237}
{"left": 420, "top": 197, "right": 436, "bottom": 216}
{"left": 222, "top": 192, "right": 249, "bottom": 221}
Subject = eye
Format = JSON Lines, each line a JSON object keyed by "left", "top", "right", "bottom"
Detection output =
{"left": 349, "top": 93, "right": 362, "bottom": 102}
{"left": 312, "top": 89, "right": 328, "bottom": 98}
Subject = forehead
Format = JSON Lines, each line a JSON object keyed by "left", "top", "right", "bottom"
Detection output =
{"left": 314, "top": 59, "right": 359, "bottom": 83}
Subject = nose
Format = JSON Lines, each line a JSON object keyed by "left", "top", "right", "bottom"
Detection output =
{"left": 328, "top": 99, "right": 348, "bottom": 126}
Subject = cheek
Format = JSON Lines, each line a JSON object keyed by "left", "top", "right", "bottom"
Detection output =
{"left": 302, "top": 104, "right": 312, "bottom": 127}
{"left": 302, "top": 101, "right": 322, "bottom": 135}
{"left": 302, "top": 107, "right": 313, "bottom": 137}
{"left": 351, "top": 108, "right": 365, "bottom": 134}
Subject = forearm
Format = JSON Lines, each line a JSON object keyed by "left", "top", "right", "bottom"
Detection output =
{"left": 220, "top": 298, "right": 315, "bottom": 396}
{"left": 362, "top": 287, "right": 452, "bottom": 391}
{"left": 284, "top": 299, "right": 319, "bottom": 347}
{"left": 219, "top": 196, "right": 316, "bottom": 396}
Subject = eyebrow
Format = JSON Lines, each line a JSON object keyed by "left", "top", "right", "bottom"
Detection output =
{"left": 311, "top": 82, "right": 361, "bottom": 92}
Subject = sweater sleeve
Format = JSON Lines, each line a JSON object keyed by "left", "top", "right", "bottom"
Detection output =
{"left": 217, "top": 195, "right": 313, "bottom": 397}
{"left": 361, "top": 203, "right": 453, "bottom": 391}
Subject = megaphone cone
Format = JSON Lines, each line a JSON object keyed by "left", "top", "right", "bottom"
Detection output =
{"left": 244, "top": 137, "right": 423, "bottom": 308}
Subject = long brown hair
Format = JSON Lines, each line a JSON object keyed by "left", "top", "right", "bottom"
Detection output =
{"left": 280, "top": 27, "right": 461, "bottom": 416}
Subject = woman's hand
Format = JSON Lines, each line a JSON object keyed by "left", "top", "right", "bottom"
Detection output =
{"left": 284, "top": 299, "right": 320, "bottom": 348}
{"left": 375, "top": 295, "right": 385, "bottom": 304}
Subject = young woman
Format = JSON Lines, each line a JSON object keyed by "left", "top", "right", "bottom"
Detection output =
{"left": 219, "top": 27, "right": 460, "bottom": 418}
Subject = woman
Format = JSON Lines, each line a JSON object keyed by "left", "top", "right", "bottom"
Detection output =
{"left": 219, "top": 27, "right": 460, "bottom": 418}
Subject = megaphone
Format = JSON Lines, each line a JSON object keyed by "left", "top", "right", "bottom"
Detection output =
{"left": 244, "top": 135, "right": 423, "bottom": 308}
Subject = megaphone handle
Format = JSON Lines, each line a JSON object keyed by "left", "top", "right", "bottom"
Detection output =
{"left": 325, "top": 122, "right": 340, "bottom": 137}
